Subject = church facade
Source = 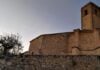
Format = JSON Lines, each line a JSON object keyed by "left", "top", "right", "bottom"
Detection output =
{"left": 29, "top": 2, "right": 100, "bottom": 55}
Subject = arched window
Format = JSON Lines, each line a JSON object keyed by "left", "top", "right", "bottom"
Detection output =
{"left": 84, "top": 10, "right": 88, "bottom": 16}
{"left": 94, "top": 9, "right": 98, "bottom": 15}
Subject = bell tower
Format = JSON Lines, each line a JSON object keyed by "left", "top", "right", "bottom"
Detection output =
{"left": 81, "top": 2, "right": 100, "bottom": 30}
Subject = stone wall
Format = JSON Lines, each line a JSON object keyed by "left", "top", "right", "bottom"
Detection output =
{"left": 29, "top": 36, "right": 43, "bottom": 55}
{"left": 81, "top": 3, "right": 94, "bottom": 30}
{"left": 28, "top": 2, "right": 100, "bottom": 55}
{"left": 41, "top": 33, "right": 71, "bottom": 55}
{"left": 0, "top": 55, "right": 100, "bottom": 70}
{"left": 29, "top": 29, "right": 100, "bottom": 55}
{"left": 29, "top": 32, "right": 73, "bottom": 55}
{"left": 93, "top": 5, "right": 100, "bottom": 28}
{"left": 81, "top": 2, "right": 100, "bottom": 30}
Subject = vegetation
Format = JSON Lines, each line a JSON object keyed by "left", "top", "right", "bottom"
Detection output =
{"left": 0, "top": 34, "right": 23, "bottom": 56}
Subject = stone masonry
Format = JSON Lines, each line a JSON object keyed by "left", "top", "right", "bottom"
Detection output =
{"left": 0, "top": 2, "right": 100, "bottom": 70}
{"left": 0, "top": 55, "right": 100, "bottom": 70}
{"left": 29, "top": 2, "right": 100, "bottom": 55}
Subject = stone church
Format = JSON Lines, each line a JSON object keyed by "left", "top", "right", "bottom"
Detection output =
{"left": 28, "top": 2, "right": 100, "bottom": 55}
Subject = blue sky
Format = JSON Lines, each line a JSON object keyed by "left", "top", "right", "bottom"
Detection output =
{"left": 0, "top": 0, "right": 99, "bottom": 52}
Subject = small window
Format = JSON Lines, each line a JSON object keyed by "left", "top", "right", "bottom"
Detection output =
{"left": 94, "top": 9, "right": 98, "bottom": 15}
{"left": 84, "top": 10, "right": 88, "bottom": 16}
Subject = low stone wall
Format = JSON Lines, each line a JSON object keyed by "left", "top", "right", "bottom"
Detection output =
{"left": 0, "top": 55, "right": 100, "bottom": 70}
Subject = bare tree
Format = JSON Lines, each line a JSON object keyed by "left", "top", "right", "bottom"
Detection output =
{"left": 0, "top": 34, "right": 23, "bottom": 56}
